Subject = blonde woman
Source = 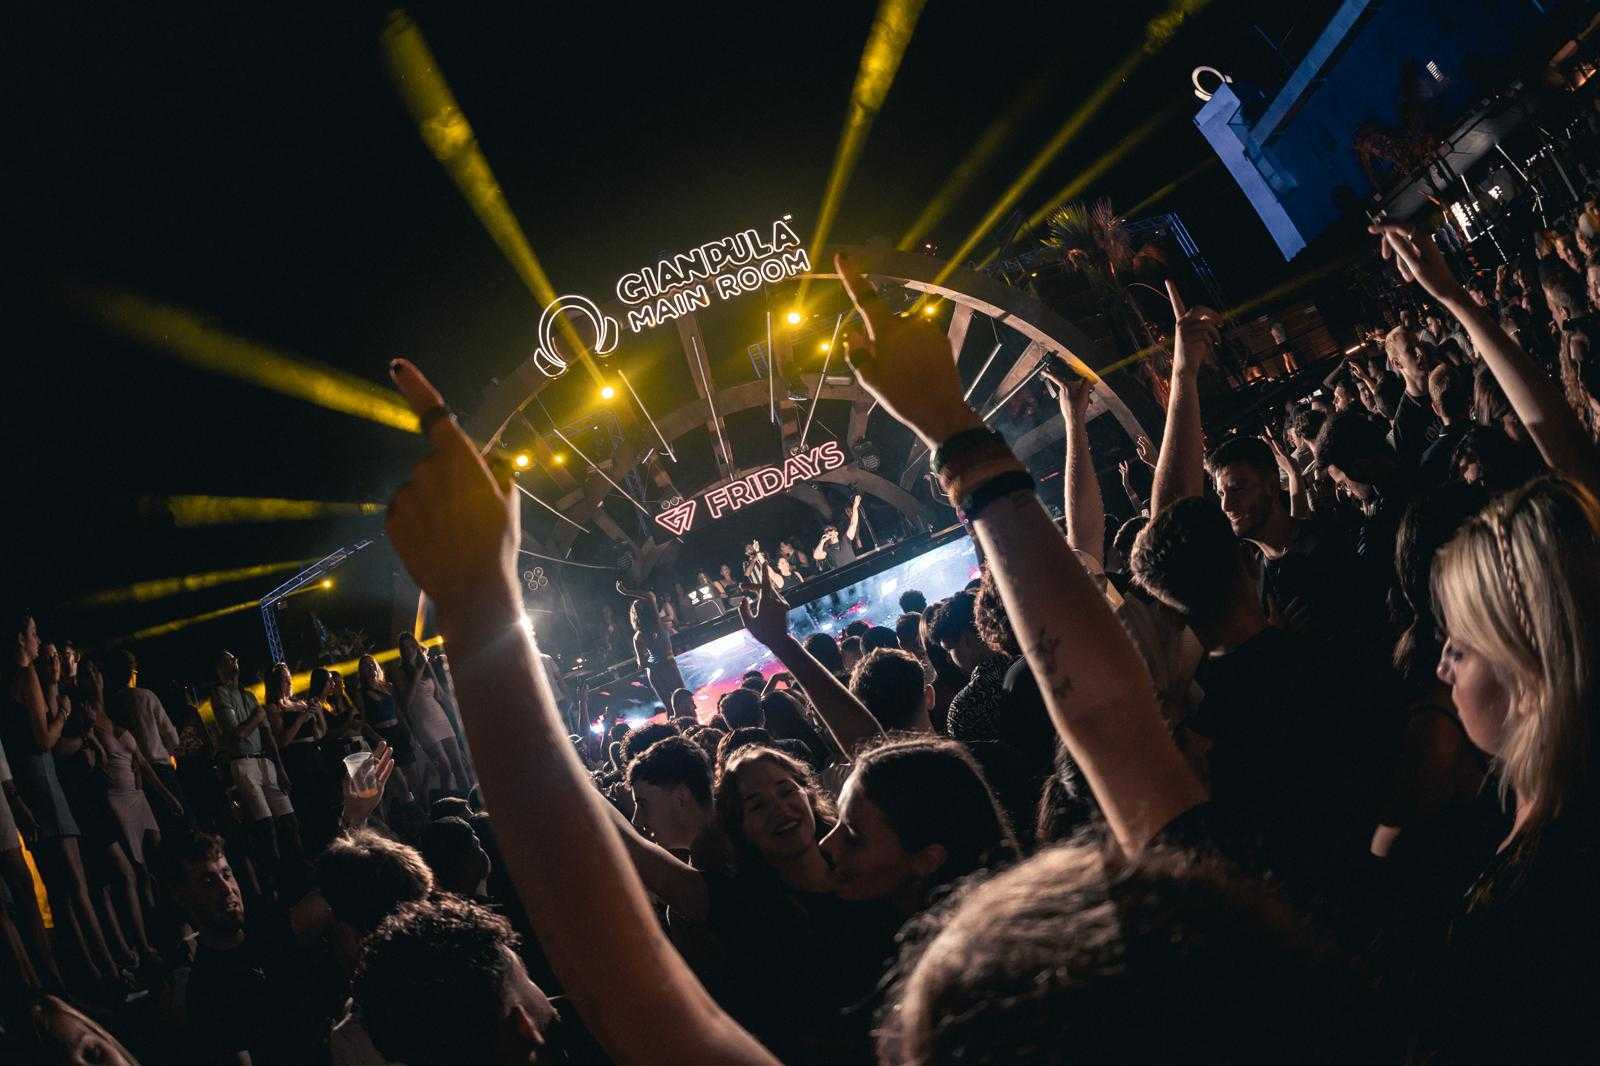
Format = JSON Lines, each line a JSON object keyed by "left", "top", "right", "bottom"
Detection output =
{"left": 1428, "top": 476, "right": 1600, "bottom": 1062}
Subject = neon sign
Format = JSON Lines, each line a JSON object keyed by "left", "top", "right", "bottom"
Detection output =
{"left": 654, "top": 440, "right": 847, "bottom": 536}
{"left": 533, "top": 215, "right": 811, "bottom": 379}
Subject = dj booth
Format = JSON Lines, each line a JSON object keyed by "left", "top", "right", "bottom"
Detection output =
{"left": 669, "top": 524, "right": 979, "bottom": 720}
{"left": 569, "top": 524, "right": 980, "bottom": 722}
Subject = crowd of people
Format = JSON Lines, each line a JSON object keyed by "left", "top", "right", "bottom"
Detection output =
{"left": 9, "top": 119, "right": 1600, "bottom": 1066}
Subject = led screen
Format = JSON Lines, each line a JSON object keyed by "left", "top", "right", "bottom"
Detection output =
{"left": 674, "top": 535, "right": 981, "bottom": 720}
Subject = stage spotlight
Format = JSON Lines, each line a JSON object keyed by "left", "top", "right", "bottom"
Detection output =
{"left": 786, "top": 310, "right": 804, "bottom": 326}
{"left": 853, "top": 438, "right": 881, "bottom": 472}
{"left": 599, "top": 384, "right": 616, "bottom": 400}
{"left": 921, "top": 303, "right": 939, "bottom": 317}
{"left": 320, "top": 578, "right": 334, "bottom": 590}
{"left": 514, "top": 452, "right": 532, "bottom": 469}
{"left": 553, "top": 452, "right": 568, "bottom": 465}
{"left": 817, "top": 340, "right": 832, "bottom": 354}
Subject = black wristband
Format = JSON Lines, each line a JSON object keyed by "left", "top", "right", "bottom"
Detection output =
{"left": 930, "top": 426, "right": 1007, "bottom": 477}
{"left": 958, "top": 470, "right": 1036, "bottom": 523}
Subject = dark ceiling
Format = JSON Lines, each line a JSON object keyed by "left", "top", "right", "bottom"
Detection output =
{"left": 11, "top": 0, "right": 1340, "bottom": 671}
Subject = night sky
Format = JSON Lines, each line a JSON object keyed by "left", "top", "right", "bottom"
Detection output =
{"left": 12, "top": 1, "right": 1338, "bottom": 675}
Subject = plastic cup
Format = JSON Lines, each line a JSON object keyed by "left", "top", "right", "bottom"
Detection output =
{"left": 343, "top": 751, "right": 378, "bottom": 797}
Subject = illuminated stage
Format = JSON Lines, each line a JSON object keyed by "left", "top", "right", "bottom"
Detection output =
{"left": 583, "top": 525, "right": 978, "bottom": 724}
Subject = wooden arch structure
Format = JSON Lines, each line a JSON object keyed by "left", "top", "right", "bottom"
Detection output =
{"left": 461, "top": 246, "right": 1158, "bottom": 573}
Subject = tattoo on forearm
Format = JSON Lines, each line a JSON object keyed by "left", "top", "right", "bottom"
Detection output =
{"left": 1027, "top": 626, "right": 1074, "bottom": 701}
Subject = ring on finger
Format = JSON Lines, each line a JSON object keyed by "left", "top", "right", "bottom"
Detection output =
{"left": 419, "top": 404, "right": 456, "bottom": 435}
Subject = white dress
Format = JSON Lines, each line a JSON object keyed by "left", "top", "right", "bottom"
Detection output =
{"left": 407, "top": 669, "right": 456, "bottom": 745}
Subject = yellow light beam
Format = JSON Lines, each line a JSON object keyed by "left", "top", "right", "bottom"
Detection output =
{"left": 71, "top": 287, "right": 420, "bottom": 432}
{"left": 119, "top": 581, "right": 332, "bottom": 645}
{"left": 69, "top": 558, "right": 319, "bottom": 609}
{"left": 1020, "top": 108, "right": 1179, "bottom": 237}
{"left": 381, "top": 12, "right": 600, "bottom": 384}
{"left": 898, "top": 67, "right": 1056, "bottom": 251}
{"left": 971, "top": 107, "right": 1178, "bottom": 272}
{"left": 797, "top": 0, "right": 929, "bottom": 307}
{"left": 123, "top": 599, "right": 263, "bottom": 642}
{"left": 914, "top": 0, "right": 1213, "bottom": 306}
{"left": 1092, "top": 253, "right": 1359, "bottom": 377}
{"left": 1122, "top": 155, "right": 1221, "bottom": 219}
{"left": 143, "top": 495, "right": 385, "bottom": 527}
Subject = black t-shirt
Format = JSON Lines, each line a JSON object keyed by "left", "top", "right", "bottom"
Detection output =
{"left": 1418, "top": 422, "right": 1471, "bottom": 487}
{"left": 182, "top": 903, "right": 329, "bottom": 1065}
{"left": 186, "top": 937, "right": 287, "bottom": 1063}
{"left": 1190, "top": 629, "right": 1394, "bottom": 899}
{"left": 820, "top": 535, "right": 857, "bottom": 570}
{"left": 1257, "top": 519, "right": 1387, "bottom": 652}
{"left": 703, "top": 870, "right": 899, "bottom": 1065}
{"left": 1391, "top": 392, "right": 1437, "bottom": 466}
{"left": 1426, "top": 808, "right": 1600, "bottom": 1064}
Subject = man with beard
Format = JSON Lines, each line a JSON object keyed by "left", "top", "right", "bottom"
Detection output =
{"left": 1206, "top": 435, "right": 1383, "bottom": 647}
{"left": 162, "top": 829, "right": 307, "bottom": 1064}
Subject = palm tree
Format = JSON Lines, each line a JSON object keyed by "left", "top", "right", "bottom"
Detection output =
{"left": 1042, "top": 197, "right": 1171, "bottom": 398}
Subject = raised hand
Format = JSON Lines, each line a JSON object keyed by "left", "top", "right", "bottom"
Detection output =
{"left": 834, "top": 253, "right": 981, "bottom": 449}
{"left": 386, "top": 359, "right": 520, "bottom": 622}
{"left": 1260, "top": 430, "right": 1292, "bottom": 472}
{"left": 1042, "top": 367, "right": 1092, "bottom": 422}
{"left": 736, "top": 582, "right": 791, "bottom": 649}
{"left": 1134, "top": 435, "right": 1156, "bottom": 467}
{"left": 1370, "top": 220, "right": 1467, "bottom": 306}
{"left": 341, "top": 742, "right": 396, "bottom": 828}
{"left": 1167, "top": 280, "right": 1221, "bottom": 372}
